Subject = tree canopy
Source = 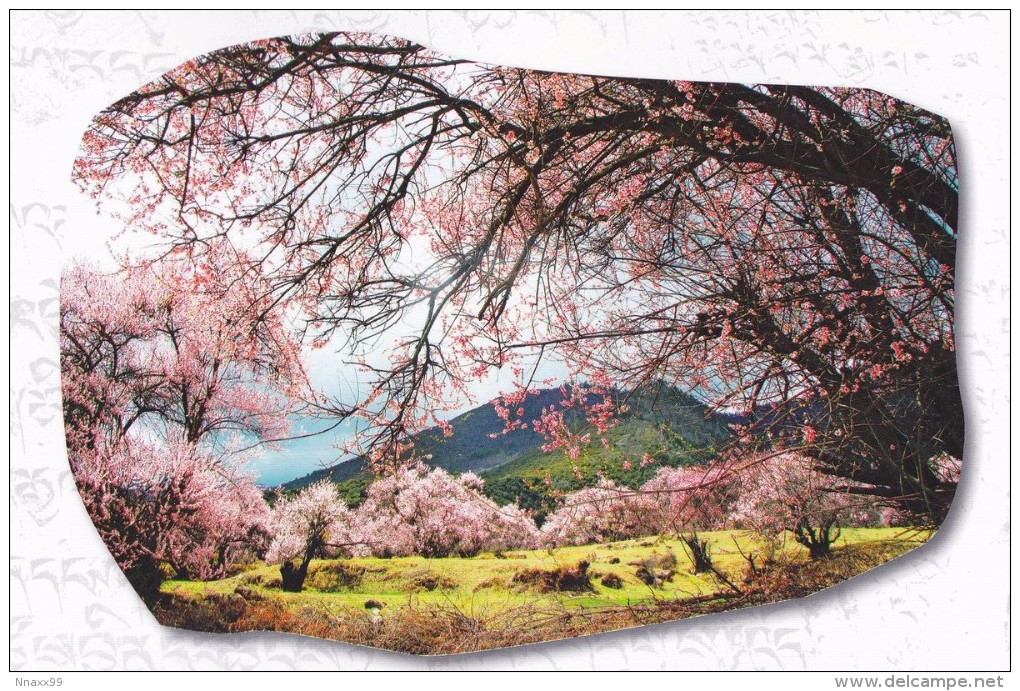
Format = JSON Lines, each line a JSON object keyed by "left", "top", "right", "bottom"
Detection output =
{"left": 73, "top": 32, "right": 961, "bottom": 522}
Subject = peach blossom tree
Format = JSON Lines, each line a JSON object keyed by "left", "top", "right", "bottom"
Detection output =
{"left": 60, "top": 256, "right": 306, "bottom": 594}
{"left": 73, "top": 32, "right": 961, "bottom": 523}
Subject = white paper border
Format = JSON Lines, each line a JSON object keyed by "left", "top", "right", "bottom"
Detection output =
{"left": 8, "top": 10, "right": 1010, "bottom": 671}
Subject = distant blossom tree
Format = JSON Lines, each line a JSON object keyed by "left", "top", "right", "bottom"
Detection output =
{"left": 540, "top": 464, "right": 738, "bottom": 548}
{"left": 641, "top": 464, "right": 739, "bottom": 532}
{"left": 731, "top": 452, "right": 879, "bottom": 559}
{"left": 266, "top": 480, "right": 356, "bottom": 591}
{"left": 540, "top": 479, "right": 659, "bottom": 547}
{"left": 350, "top": 465, "right": 540, "bottom": 557}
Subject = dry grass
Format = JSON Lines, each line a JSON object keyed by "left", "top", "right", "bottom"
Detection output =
{"left": 151, "top": 537, "right": 922, "bottom": 655}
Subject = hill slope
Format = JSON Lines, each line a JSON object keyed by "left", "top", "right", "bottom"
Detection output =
{"left": 282, "top": 383, "right": 734, "bottom": 509}
{"left": 280, "top": 387, "right": 569, "bottom": 493}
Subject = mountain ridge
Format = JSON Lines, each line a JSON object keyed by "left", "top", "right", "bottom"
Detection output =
{"left": 280, "top": 383, "right": 736, "bottom": 508}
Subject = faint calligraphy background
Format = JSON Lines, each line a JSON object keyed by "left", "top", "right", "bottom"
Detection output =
{"left": 9, "top": 10, "right": 1009, "bottom": 671}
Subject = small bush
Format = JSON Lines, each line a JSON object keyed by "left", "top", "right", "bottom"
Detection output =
{"left": 600, "top": 572, "right": 623, "bottom": 589}
{"left": 512, "top": 560, "right": 593, "bottom": 592}
{"left": 474, "top": 577, "right": 504, "bottom": 591}
{"left": 635, "top": 565, "right": 675, "bottom": 586}
{"left": 305, "top": 562, "right": 365, "bottom": 592}
{"left": 411, "top": 573, "right": 457, "bottom": 592}
{"left": 630, "top": 550, "right": 677, "bottom": 570}
{"left": 632, "top": 551, "right": 678, "bottom": 587}
{"left": 233, "top": 585, "right": 264, "bottom": 601}
{"left": 238, "top": 571, "right": 267, "bottom": 586}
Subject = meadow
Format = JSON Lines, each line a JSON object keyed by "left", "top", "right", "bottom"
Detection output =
{"left": 66, "top": 38, "right": 960, "bottom": 655}
{"left": 155, "top": 527, "right": 928, "bottom": 654}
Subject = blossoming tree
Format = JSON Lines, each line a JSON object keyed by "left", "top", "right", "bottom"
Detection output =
{"left": 732, "top": 452, "right": 873, "bottom": 559}
{"left": 266, "top": 481, "right": 355, "bottom": 591}
{"left": 73, "top": 32, "right": 961, "bottom": 522}
{"left": 60, "top": 254, "right": 307, "bottom": 594}
{"left": 350, "top": 465, "right": 539, "bottom": 557}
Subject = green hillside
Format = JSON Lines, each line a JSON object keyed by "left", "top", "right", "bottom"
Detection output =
{"left": 280, "top": 387, "right": 570, "bottom": 501}
{"left": 481, "top": 385, "right": 733, "bottom": 516}
{"left": 282, "top": 383, "right": 734, "bottom": 510}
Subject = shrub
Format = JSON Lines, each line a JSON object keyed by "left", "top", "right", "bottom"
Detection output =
{"left": 512, "top": 560, "right": 593, "bottom": 592}
{"left": 599, "top": 572, "right": 623, "bottom": 589}
{"left": 632, "top": 551, "right": 677, "bottom": 587}
{"left": 305, "top": 562, "right": 365, "bottom": 592}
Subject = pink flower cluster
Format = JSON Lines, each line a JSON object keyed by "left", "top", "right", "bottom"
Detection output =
{"left": 539, "top": 465, "right": 738, "bottom": 547}
{"left": 268, "top": 465, "right": 540, "bottom": 562}
{"left": 61, "top": 259, "right": 305, "bottom": 585}
{"left": 74, "top": 436, "right": 270, "bottom": 582}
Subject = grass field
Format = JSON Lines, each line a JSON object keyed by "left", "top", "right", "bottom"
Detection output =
{"left": 155, "top": 527, "right": 930, "bottom": 654}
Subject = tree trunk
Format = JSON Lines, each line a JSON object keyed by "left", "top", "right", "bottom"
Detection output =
{"left": 280, "top": 557, "right": 311, "bottom": 592}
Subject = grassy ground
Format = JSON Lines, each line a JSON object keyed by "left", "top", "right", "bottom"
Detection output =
{"left": 154, "top": 527, "right": 930, "bottom": 654}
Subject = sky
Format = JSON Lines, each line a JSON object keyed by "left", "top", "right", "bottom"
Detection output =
{"left": 60, "top": 203, "right": 571, "bottom": 486}
{"left": 244, "top": 343, "right": 570, "bottom": 486}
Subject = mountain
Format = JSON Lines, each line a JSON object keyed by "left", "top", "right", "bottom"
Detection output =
{"left": 281, "top": 383, "right": 734, "bottom": 511}
{"left": 480, "top": 384, "right": 734, "bottom": 515}
{"left": 280, "top": 386, "right": 568, "bottom": 491}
